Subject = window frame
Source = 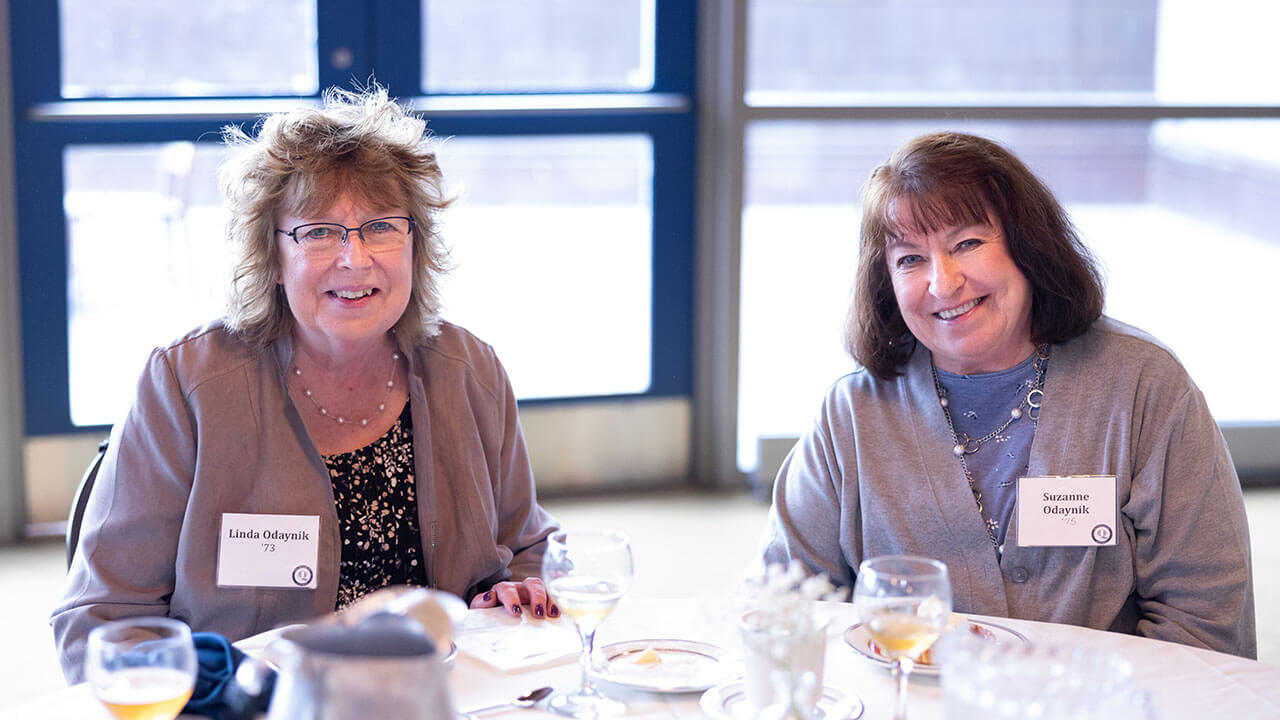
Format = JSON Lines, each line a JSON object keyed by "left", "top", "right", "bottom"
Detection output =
{"left": 10, "top": 0, "right": 697, "bottom": 436}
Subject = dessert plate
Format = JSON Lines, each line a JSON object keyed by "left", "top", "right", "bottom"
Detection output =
{"left": 596, "top": 639, "right": 728, "bottom": 693}
{"left": 842, "top": 618, "right": 1028, "bottom": 676}
{"left": 699, "top": 679, "right": 864, "bottom": 719}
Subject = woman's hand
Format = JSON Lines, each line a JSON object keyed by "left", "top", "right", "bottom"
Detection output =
{"left": 469, "top": 577, "right": 560, "bottom": 619}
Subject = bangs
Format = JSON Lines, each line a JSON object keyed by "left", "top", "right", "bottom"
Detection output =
{"left": 883, "top": 183, "right": 993, "bottom": 240}
{"left": 280, "top": 157, "right": 408, "bottom": 219}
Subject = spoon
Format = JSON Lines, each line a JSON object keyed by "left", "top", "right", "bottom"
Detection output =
{"left": 461, "top": 686, "right": 555, "bottom": 716}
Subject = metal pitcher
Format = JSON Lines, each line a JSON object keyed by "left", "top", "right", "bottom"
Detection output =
{"left": 262, "top": 612, "right": 456, "bottom": 720}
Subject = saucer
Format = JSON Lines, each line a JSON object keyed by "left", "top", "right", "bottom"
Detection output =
{"left": 699, "top": 679, "right": 864, "bottom": 719}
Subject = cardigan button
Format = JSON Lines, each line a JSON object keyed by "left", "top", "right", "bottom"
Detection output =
{"left": 1009, "top": 567, "right": 1031, "bottom": 584}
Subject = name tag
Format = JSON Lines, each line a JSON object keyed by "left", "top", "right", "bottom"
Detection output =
{"left": 1016, "top": 476, "right": 1118, "bottom": 547}
{"left": 217, "top": 513, "right": 320, "bottom": 589}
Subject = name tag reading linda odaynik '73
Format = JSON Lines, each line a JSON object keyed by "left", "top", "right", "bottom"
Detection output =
{"left": 217, "top": 513, "right": 320, "bottom": 589}
{"left": 1016, "top": 475, "right": 1118, "bottom": 547}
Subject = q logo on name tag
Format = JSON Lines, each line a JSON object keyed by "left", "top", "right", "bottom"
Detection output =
{"left": 292, "top": 565, "right": 315, "bottom": 586}
{"left": 217, "top": 513, "right": 320, "bottom": 589}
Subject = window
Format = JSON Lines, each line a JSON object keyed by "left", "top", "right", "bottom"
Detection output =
{"left": 25, "top": 1, "right": 1276, "bottom": 486}
{"left": 12, "top": 0, "right": 695, "bottom": 434}
{"left": 63, "top": 143, "right": 228, "bottom": 426}
{"left": 735, "top": 1, "right": 1280, "bottom": 473}
{"left": 59, "top": 0, "right": 318, "bottom": 98}
{"left": 435, "top": 134, "right": 655, "bottom": 399}
{"left": 423, "top": 1, "right": 655, "bottom": 92}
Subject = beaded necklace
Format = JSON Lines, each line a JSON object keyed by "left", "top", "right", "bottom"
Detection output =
{"left": 293, "top": 350, "right": 400, "bottom": 427}
{"left": 931, "top": 344, "right": 1049, "bottom": 548}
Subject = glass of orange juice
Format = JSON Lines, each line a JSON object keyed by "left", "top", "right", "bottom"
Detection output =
{"left": 85, "top": 617, "right": 197, "bottom": 720}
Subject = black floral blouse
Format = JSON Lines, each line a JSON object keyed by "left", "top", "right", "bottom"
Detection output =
{"left": 323, "top": 401, "right": 429, "bottom": 610}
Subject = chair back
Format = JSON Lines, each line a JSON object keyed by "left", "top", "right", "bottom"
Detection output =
{"left": 66, "top": 438, "right": 109, "bottom": 569}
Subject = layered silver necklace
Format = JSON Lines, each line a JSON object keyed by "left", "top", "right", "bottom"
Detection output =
{"left": 293, "top": 350, "right": 401, "bottom": 427}
{"left": 931, "top": 344, "right": 1049, "bottom": 548}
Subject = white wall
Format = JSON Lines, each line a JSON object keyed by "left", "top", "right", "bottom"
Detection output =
{"left": 20, "top": 400, "right": 693, "bottom": 527}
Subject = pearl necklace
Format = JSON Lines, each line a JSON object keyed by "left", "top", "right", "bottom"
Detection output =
{"left": 932, "top": 344, "right": 1049, "bottom": 548}
{"left": 293, "top": 351, "right": 400, "bottom": 427}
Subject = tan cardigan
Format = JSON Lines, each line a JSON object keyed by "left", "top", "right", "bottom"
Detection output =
{"left": 52, "top": 320, "right": 557, "bottom": 681}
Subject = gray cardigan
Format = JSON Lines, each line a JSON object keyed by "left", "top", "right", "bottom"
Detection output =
{"left": 52, "top": 320, "right": 558, "bottom": 681}
{"left": 763, "top": 317, "right": 1256, "bottom": 658}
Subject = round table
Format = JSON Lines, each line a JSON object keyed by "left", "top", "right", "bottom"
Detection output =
{"left": 7, "top": 598, "right": 1278, "bottom": 719}
{"left": 448, "top": 598, "right": 1279, "bottom": 719}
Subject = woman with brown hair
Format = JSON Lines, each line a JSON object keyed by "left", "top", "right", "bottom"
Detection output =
{"left": 762, "top": 131, "right": 1255, "bottom": 658}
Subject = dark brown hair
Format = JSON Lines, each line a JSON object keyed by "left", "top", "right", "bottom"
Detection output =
{"left": 847, "top": 131, "right": 1104, "bottom": 379}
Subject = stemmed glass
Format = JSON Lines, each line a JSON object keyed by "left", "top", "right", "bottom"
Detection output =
{"left": 542, "top": 529, "right": 634, "bottom": 718}
{"left": 85, "top": 616, "right": 198, "bottom": 720}
{"left": 853, "top": 556, "right": 951, "bottom": 720}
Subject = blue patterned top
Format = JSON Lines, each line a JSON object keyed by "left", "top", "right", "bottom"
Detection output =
{"left": 935, "top": 351, "right": 1044, "bottom": 548}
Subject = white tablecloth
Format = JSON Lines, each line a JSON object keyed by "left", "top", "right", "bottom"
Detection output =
{"left": 450, "top": 599, "right": 1280, "bottom": 719}
{"left": 8, "top": 598, "right": 1279, "bottom": 719}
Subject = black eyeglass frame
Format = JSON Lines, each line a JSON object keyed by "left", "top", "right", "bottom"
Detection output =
{"left": 274, "top": 216, "right": 416, "bottom": 252}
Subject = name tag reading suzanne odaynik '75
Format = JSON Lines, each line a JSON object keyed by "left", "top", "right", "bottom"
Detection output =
{"left": 1016, "top": 475, "right": 1118, "bottom": 548}
{"left": 217, "top": 513, "right": 320, "bottom": 589}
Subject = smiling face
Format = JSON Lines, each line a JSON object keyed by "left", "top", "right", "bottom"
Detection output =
{"left": 277, "top": 191, "right": 413, "bottom": 360}
{"left": 884, "top": 203, "right": 1034, "bottom": 374}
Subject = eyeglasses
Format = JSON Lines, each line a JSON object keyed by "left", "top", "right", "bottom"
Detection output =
{"left": 275, "top": 216, "right": 414, "bottom": 255}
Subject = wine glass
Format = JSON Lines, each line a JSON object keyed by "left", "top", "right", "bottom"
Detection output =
{"left": 853, "top": 556, "right": 951, "bottom": 720}
{"left": 542, "top": 529, "right": 634, "bottom": 718}
{"left": 85, "top": 616, "right": 197, "bottom": 720}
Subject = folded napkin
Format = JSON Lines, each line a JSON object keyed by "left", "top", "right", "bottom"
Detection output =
{"left": 454, "top": 607, "right": 581, "bottom": 672}
{"left": 183, "top": 632, "right": 275, "bottom": 719}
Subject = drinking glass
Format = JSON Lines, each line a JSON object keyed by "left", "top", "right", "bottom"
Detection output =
{"left": 542, "top": 529, "right": 635, "bottom": 718}
{"left": 853, "top": 556, "right": 952, "bottom": 720}
{"left": 941, "top": 637, "right": 1159, "bottom": 720}
{"left": 85, "top": 616, "right": 198, "bottom": 720}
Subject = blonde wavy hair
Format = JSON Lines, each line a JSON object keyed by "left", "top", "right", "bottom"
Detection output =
{"left": 219, "top": 84, "right": 451, "bottom": 351}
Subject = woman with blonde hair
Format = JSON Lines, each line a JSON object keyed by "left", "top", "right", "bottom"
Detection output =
{"left": 53, "top": 86, "right": 558, "bottom": 681}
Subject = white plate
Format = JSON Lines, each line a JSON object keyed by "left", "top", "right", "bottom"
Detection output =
{"left": 596, "top": 639, "right": 728, "bottom": 693}
{"left": 699, "top": 679, "right": 864, "bottom": 720}
{"left": 842, "top": 618, "right": 1028, "bottom": 676}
